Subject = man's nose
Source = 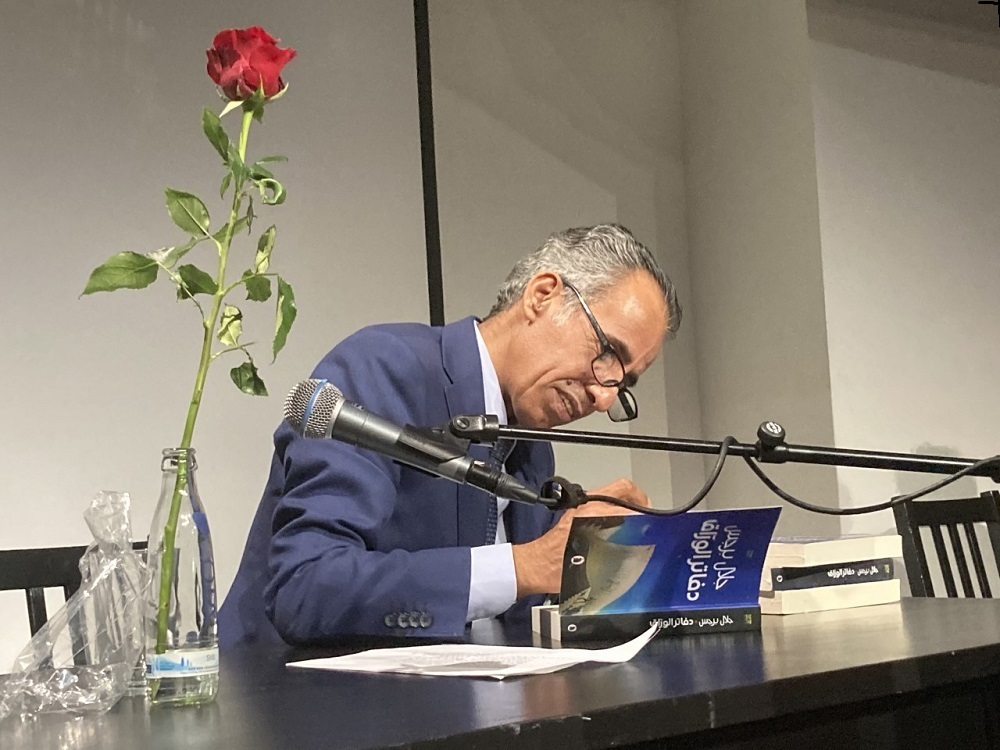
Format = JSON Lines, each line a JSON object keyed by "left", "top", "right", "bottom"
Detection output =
{"left": 587, "top": 382, "right": 620, "bottom": 413}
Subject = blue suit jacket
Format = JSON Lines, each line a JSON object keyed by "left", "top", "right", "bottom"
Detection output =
{"left": 218, "top": 317, "right": 557, "bottom": 647}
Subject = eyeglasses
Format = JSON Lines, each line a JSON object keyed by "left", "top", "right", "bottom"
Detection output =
{"left": 562, "top": 280, "right": 638, "bottom": 422}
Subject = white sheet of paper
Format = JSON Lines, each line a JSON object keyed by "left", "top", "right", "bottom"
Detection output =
{"left": 286, "top": 624, "right": 659, "bottom": 679}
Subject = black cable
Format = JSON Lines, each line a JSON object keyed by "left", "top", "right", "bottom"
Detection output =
{"left": 580, "top": 436, "right": 738, "bottom": 515}
{"left": 743, "top": 453, "right": 1000, "bottom": 516}
{"left": 567, "top": 434, "right": 999, "bottom": 517}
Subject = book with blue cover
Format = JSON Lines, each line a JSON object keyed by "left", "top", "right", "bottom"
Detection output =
{"left": 536, "top": 506, "right": 781, "bottom": 641}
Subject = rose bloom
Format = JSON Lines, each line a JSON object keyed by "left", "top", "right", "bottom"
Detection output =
{"left": 206, "top": 27, "right": 296, "bottom": 101}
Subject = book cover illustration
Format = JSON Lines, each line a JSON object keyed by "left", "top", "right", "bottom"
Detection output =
{"left": 558, "top": 506, "right": 781, "bottom": 617}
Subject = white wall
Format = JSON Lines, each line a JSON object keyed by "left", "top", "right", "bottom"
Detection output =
{"left": 432, "top": 84, "right": 636, "bottom": 490}
{"left": 810, "top": 27, "right": 1000, "bottom": 534}
{"left": 430, "top": 0, "right": 1000, "bottom": 543}
{"left": 0, "top": 0, "right": 426, "bottom": 668}
{"left": 428, "top": 0, "right": 705, "bottom": 505}
{"left": 678, "top": 0, "right": 841, "bottom": 537}
{"left": 673, "top": 1, "right": 1000, "bottom": 542}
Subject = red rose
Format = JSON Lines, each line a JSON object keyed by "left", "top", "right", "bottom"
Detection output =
{"left": 206, "top": 27, "right": 297, "bottom": 101}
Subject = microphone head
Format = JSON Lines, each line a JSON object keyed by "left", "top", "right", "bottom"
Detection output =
{"left": 284, "top": 379, "right": 344, "bottom": 438}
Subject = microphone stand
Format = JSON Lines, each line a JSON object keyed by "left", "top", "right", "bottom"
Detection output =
{"left": 449, "top": 414, "right": 1000, "bottom": 483}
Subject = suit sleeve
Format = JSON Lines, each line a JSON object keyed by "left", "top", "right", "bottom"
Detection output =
{"left": 262, "top": 330, "right": 472, "bottom": 643}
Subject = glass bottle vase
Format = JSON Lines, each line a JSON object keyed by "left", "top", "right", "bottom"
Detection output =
{"left": 145, "top": 448, "right": 219, "bottom": 705}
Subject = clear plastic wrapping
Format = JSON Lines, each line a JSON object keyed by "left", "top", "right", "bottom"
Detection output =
{"left": 0, "top": 491, "right": 147, "bottom": 723}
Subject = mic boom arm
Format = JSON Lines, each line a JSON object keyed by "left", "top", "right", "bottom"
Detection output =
{"left": 449, "top": 414, "right": 1000, "bottom": 483}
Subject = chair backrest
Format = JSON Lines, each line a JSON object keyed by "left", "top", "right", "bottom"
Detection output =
{"left": 893, "top": 490, "right": 1000, "bottom": 598}
{"left": 0, "top": 542, "right": 146, "bottom": 636}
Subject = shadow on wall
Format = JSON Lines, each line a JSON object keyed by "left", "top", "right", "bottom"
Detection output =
{"left": 893, "top": 442, "right": 982, "bottom": 503}
{"left": 831, "top": 442, "right": 980, "bottom": 541}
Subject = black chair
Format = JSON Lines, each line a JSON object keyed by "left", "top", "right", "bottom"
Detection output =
{"left": 0, "top": 542, "right": 147, "bottom": 636}
{"left": 893, "top": 490, "right": 1000, "bottom": 598}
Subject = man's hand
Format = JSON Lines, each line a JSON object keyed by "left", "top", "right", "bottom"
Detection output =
{"left": 511, "top": 478, "right": 651, "bottom": 598}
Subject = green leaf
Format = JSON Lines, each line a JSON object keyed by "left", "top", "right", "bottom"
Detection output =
{"left": 244, "top": 86, "right": 268, "bottom": 124}
{"left": 245, "top": 195, "right": 255, "bottom": 232}
{"left": 176, "top": 264, "right": 218, "bottom": 299}
{"left": 228, "top": 144, "right": 250, "bottom": 190}
{"left": 213, "top": 216, "right": 249, "bottom": 245}
{"left": 165, "top": 189, "right": 211, "bottom": 237}
{"left": 250, "top": 157, "right": 287, "bottom": 184}
{"left": 202, "top": 107, "right": 230, "bottom": 163}
{"left": 230, "top": 359, "right": 268, "bottom": 396}
{"left": 255, "top": 225, "right": 276, "bottom": 273}
{"left": 219, "top": 171, "right": 232, "bottom": 199}
{"left": 268, "top": 83, "right": 290, "bottom": 102}
{"left": 148, "top": 238, "right": 197, "bottom": 269}
{"left": 250, "top": 163, "right": 274, "bottom": 180}
{"left": 217, "top": 304, "right": 243, "bottom": 347}
{"left": 219, "top": 100, "right": 242, "bottom": 118}
{"left": 257, "top": 177, "right": 285, "bottom": 206}
{"left": 82, "top": 251, "right": 158, "bottom": 295}
{"left": 273, "top": 276, "right": 296, "bottom": 361}
{"left": 242, "top": 271, "right": 272, "bottom": 302}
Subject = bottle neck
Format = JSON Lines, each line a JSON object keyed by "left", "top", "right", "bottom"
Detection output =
{"left": 161, "top": 447, "right": 198, "bottom": 472}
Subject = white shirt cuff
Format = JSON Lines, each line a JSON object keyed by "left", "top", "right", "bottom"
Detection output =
{"left": 467, "top": 543, "right": 517, "bottom": 621}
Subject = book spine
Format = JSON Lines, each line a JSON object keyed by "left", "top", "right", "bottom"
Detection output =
{"left": 557, "top": 606, "right": 760, "bottom": 641}
{"left": 768, "top": 558, "right": 894, "bottom": 591}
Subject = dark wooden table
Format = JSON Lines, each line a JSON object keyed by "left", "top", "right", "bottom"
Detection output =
{"left": 2, "top": 597, "right": 1000, "bottom": 749}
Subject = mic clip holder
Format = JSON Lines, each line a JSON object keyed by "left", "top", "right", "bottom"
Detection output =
{"left": 448, "top": 415, "right": 588, "bottom": 510}
{"left": 755, "top": 420, "right": 788, "bottom": 464}
{"left": 450, "top": 414, "right": 499, "bottom": 443}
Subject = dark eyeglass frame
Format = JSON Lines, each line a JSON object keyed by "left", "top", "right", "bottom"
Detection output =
{"left": 562, "top": 280, "right": 638, "bottom": 422}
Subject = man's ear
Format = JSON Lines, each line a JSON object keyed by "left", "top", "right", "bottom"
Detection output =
{"left": 522, "top": 272, "right": 562, "bottom": 322}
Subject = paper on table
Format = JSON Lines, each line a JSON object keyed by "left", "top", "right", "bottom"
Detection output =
{"left": 286, "top": 624, "right": 659, "bottom": 679}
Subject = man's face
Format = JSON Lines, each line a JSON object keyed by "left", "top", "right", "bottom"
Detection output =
{"left": 506, "top": 272, "right": 668, "bottom": 428}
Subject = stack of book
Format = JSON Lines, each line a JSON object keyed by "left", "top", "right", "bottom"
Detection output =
{"left": 759, "top": 534, "right": 903, "bottom": 615}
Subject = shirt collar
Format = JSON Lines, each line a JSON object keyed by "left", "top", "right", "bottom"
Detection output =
{"left": 474, "top": 321, "right": 507, "bottom": 426}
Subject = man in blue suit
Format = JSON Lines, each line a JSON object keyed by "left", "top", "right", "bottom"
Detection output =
{"left": 220, "top": 224, "right": 682, "bottom": 646}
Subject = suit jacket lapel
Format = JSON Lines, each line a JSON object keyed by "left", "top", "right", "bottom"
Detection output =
{"left": 441, "top": 318, "right": 492, "bottom": 547}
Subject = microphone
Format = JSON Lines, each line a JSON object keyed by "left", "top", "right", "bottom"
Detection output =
{"left": 283, "top": 379, "right": 553, "bottom": 508}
